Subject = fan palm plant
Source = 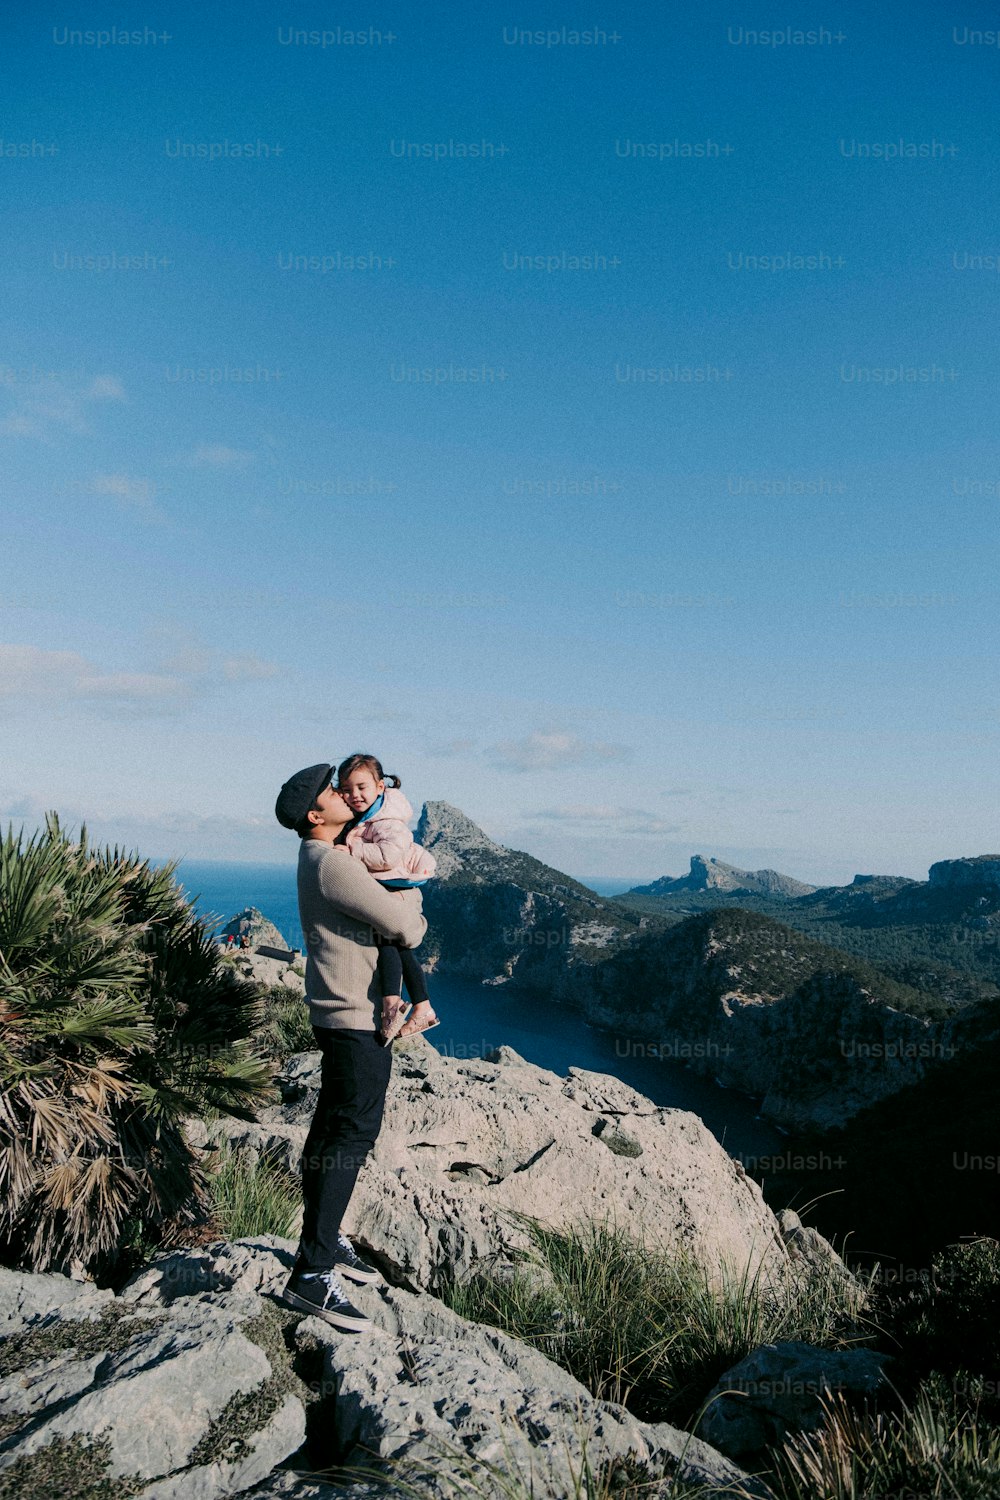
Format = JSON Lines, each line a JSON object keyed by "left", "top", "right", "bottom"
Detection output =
{"left": 0, "top": 814, "right": 273, "bottom": 1274}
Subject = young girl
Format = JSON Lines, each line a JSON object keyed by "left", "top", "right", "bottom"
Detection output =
{"left": 336, "top": 752, "right": 439, "bottom": 1044}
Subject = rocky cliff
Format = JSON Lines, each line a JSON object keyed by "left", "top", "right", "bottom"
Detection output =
{"left": 928, "top": 855, "right": 1000, "bottom": 889}
{"left": 416, "top": 801, "right": 649, "bottom": 987}
{"left": 415, "top": 805, "right": 997, "bottom": 1132}
{"left": 631, "top": 855, "right": 817, "bottom": 899}
{"left": 1, "top": 1041, "right": 850, "bottom": 1497}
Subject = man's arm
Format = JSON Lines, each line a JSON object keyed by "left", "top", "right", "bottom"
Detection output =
{"left": 317, "top": 846, "right": 427, "bottom": 947}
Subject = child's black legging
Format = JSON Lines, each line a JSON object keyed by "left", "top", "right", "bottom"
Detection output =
{"left": 377, "top": 938, "right": 430, "bottom": 1005}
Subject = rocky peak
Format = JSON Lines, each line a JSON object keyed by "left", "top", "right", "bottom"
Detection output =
{"left": 689, "top": 856, "right": 818, "bottom": 897}
{"left": 416, "top": 800, "right": 510, "bottom": 879}
{"left": 219, "top": 907, "right": 288, "bottom": 950}
{"left": 633, "top": 856, "right": 816, "bottom": 899}
{"left": 928, "top": 856, "right": 1000, "bottom": 889}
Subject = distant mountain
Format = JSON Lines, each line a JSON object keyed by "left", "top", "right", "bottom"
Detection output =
{"left": 415, "top": 801, "right": 653, "bottom": 987}
{"left": 630, "top": 855, "right": 817, "bottom": 900}
{"left": 415, "top": 804, "right": 997, "bottom": 1130}
{"left": 615, "top": 860, "right": 1000, "bottom": 1005}
{"left": 929, "top": 854, "right": 1000, "bottom": 888}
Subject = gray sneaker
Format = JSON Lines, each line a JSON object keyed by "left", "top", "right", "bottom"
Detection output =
{"left": 280, "top": 1268, "right": 371, "bottom": 1331}
{"left": 335, "top": 1232, "right": 383, "bottom": 1285}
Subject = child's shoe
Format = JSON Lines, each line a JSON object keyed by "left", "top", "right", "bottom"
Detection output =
{"left": 379, "top": 996, "right": 410, "bottom": 1044}
{"left": 397, "top": 1003, "right": 440, "bottom": 1038}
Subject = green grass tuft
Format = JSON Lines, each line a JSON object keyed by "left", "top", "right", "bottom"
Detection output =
{"left": 440, "top": 1212, "right": 869, "bottom": 1430}
{"left": 206, "top": 1143, "right": 300, "bottom": 1240}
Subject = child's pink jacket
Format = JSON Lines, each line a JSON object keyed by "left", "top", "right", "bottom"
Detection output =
{"left": 344, "top": 788, "right": 437, "bottom": 884}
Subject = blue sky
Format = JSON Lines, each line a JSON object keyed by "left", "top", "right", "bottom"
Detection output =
{"left": 2, "top": 0, "right": 998, "bottom": 885}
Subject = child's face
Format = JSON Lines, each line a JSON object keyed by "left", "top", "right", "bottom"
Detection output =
{"left": 340, "top": 768, "right": 384, "bottom": 814}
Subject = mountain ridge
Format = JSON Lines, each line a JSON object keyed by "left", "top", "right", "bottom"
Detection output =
{"left": 630, "top": 854, "right": 818, "bottom": 899}
{"left": 414, "top": 801, "right": 1000, "bottom": 1130}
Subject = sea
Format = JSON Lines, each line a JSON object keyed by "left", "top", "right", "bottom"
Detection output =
{"left": 170, "top": 858, "right": 785, "bottom": 1162}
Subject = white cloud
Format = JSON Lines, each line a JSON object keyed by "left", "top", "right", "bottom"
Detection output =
{"left": 489, "top": 729, "right": 631, "bottom": 773}
{"left": 85, "top": 375, "right": 126, "bottom": 402}
{"left": 0, "top": 793, "right": 290, "bottom": 865}
{"left": 527, "top": 803, "right": 682, "bottom": 837}
{"left": 0, "top": 645, "right": 189, "bottom": 704}
{"left": 0, "top": 372, "right": 125, "bottom": 440}
{"left": 429, "top": 737, "right": 476, "bottom": 757}
{"left": 185, "top": 443, "right": 256, "bottom": 469}
{"left": 0, "top": 636, "right": 283, "bottom": 715}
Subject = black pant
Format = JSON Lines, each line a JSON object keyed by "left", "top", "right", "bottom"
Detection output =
{"left": 297, "top": 1025, "right": 392, "bottom": 1273}
{"left": 376, "top": 939, "right": 430, "bottom": 1005}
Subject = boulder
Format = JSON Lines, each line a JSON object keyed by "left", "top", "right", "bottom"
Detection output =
{"left": 227, "top": 950, "right": 306, "bottom": 994}
{"left": 696, "top": 1339, "right": 892, "bottom": 1460}
{"left": 263, "top": 1041, "right": 789, "bottom": 1296}
{"left": 299, "top": 1272, "right": 769, "bottom": 1499}
{"left": 0, "top": 1266, "right": 113, "bottom": 1331}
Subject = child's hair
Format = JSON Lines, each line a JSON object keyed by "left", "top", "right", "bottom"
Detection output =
{"left": 336, "top": 752, "right": 402, "bottom": 790}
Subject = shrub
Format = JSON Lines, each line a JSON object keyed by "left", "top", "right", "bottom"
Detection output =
{"left": 254, "top": 987, "right": 314, "bottom": 1060}
{"left": 770, "top": 1375, "right": 1000, "bottom": 1500}
{"left": 0, "top": 815, "right": 273, "bottom": 1274}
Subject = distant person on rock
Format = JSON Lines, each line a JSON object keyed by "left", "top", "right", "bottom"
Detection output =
{"left": 336, "top": 752, "right": 440, "bottom": 1045}
{"left": 274, "top": 761, "right": 427, "bottom": 1333}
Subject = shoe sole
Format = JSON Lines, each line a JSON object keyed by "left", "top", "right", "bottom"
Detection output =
{"left": 279, "top": 1287, "right": 372, "bottom": 1331}
{"left": 335, "top": 1259, "right": 382, "bottom": 1285}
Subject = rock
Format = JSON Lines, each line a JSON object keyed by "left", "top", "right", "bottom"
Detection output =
{"left": 230, "top": 951, "right": 306, "bottom": 994}
{"left": 696, "top": 1339, "right": 892, "bottom": 1460}
{"left": 632, "top": 856, "right": 818, "bottom": 899}
{"left": 265, "top": 1044, "right": 788, "bottom": 1297}
{"left": 928, "top": 855, "right": 1000, "bottom": 890}
{"left": 123, "top": 1237, "right": 297, "bottom": 1308}
{"left": 777, "top": 1210, "right": 860, "bottom": 1306}
{"left": 0, "top": 1279, "right": 306, "bottom": 1497}
{"left": 221, "top": 908, "right": 291, "bottom": 951}
{"left": 1, "top": 1205, "right": 815, "bottom": 1500}
{"left": 416, "top": 801, "right": 510, "bottom": 880}
{"left": 0, "top": 1266, "right": 113, "bottom": 1331}
{"left": 297, "top": 1271, "right": 767, "bottom": 1499}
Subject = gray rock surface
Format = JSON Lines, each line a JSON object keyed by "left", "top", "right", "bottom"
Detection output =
{"left": 416, "top": 801, "right": 510, "bottom": 880}
{"left": 126, "top": 1239, "right": 766, "bottom": 1499}
{"left": 0, "top": 1265, "right": 113, "bottom": 1330}
{"left": 0, "top": 1268, "right": 306, "bottom": 1497}
{"left": 777, "top": 1209, "right": 860, "bottom": 1306}
{"left": 303, "top": 1279, "right": 767, "bottom": 1498}
{"left": 230, "top": 951, "right": 306, "bottom": 993}
{"left": 697, "top": 1339, "right": 892, "bottom": 1459}
{"left": 249, "top": 1042, "right": 789, "bottom": 1296}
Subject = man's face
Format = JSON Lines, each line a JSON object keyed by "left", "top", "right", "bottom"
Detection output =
{"left": 312, "top": 782, "right": 353, "bottom": 828}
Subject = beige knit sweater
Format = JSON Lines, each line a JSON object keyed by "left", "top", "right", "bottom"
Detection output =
{"left": 297, "top": 838, "right": 428, "bottom": 1031}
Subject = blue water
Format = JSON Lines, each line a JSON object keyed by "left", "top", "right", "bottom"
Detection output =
{"left": 170, "top": 858, "right": 784, "bottom": 1161}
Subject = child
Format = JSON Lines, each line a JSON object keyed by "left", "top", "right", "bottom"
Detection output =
{"left": 336, "top": 752, "right": 439, "bottom": 1044}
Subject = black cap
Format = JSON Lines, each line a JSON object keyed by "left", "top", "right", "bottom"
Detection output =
{"left": 274, "top": 763, "right": 333, "bottom": 830}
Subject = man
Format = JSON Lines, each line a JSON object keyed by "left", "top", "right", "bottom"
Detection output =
{"left": 274, "top": 762, "right": 427, "bottom": 1332}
